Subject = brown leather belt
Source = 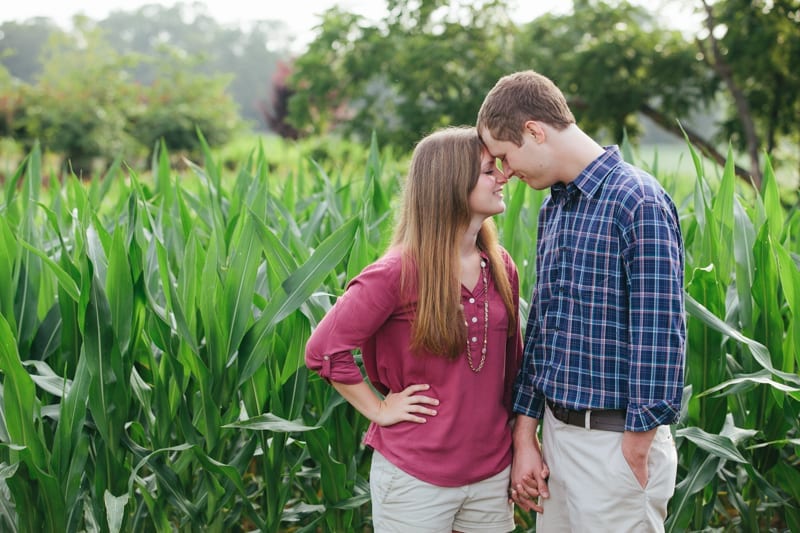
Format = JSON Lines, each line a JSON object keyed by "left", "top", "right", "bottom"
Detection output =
{"left": 547, "top": 400, "right": 626, "bottom": 432}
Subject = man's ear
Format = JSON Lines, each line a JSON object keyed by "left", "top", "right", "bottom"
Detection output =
{"left": 523, "top": 120, "right": 545, "bottom": 143}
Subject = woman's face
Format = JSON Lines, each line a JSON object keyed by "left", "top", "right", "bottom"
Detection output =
{"left": 468, "top": 148, "right": 509, "bottom": 219}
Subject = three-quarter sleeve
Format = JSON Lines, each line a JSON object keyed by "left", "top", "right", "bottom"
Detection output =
{"left": 305, "top": 255, "right": 401, "bottom": 385}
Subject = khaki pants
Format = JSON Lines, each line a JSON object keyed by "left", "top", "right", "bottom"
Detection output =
{"left": 537, "top": 405, "right": 678, "bottom": 533}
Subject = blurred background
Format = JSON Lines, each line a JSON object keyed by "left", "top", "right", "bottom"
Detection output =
{"left": 1, "top": 3, "right": 799, "bottom": 532}
{"left": 1, "top": 0, "right": 797, "bottom": 195}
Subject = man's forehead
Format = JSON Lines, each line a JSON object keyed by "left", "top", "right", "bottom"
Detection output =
{"left": 478, "top": 128, "right": 501, "bottom": 152}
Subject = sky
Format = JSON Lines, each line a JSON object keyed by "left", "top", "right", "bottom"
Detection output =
{"left": 1, "top": 0, "right": 703, "bottom": 52}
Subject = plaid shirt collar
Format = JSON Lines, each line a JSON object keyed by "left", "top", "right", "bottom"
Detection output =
{"left": 551, "top": 145, "right": 622, "bottom": 205}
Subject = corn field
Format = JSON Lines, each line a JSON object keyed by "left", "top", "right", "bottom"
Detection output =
{"left": 0, "top": 135, "right": 798, "bottom": 532}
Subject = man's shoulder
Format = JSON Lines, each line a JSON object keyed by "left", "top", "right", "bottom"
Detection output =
{"left": 603, "top": 162, "right": 672, "bottom": 206}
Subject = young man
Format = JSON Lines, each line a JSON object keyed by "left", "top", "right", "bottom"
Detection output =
{"left": 477, "top": 70, "right": 685, "bottom": 532}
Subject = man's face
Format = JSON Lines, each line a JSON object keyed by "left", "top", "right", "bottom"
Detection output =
{"left": 480, "top": 125, "right": 548, "bottom": 190}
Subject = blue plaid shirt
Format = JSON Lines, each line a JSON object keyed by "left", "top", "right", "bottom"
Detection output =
{"left": 513, "top": 146, "right": 685, "bottom": 432}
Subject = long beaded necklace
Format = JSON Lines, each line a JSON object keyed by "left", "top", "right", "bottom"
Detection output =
{"left": 466, "top": 259, "right": 489, "bottom": 372}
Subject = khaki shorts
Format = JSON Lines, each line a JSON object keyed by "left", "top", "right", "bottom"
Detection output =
{"left": 369, "top": 451, "right": 515, "bottom": 533}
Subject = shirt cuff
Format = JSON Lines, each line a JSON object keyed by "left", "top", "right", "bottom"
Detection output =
{"left": 513, "top": 395, "right": 546, "bottom": 420}
{"left": 317, "top": 351, "right": 363, "bottom": 385}
{"left": 625, "top": 400, "right": 680, "bottom": 431}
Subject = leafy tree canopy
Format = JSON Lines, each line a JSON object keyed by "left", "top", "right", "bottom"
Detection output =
{"left": 288, "top": 0, "right": 800, "bottom": 185}
{"left": 289, "top": 0, "right": 517, "bottom": 150}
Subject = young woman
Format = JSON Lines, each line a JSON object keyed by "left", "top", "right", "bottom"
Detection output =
{"left": 305, "top": 126, "right": 522, "bottom": 532}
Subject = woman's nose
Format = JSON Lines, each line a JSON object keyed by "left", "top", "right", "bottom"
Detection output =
{"left": 496, "top": 169, "right": 510, "bottom": 184}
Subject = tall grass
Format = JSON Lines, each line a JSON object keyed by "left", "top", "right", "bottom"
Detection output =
{"left": 0, "top": 135, "right": 797, "bottom": 532}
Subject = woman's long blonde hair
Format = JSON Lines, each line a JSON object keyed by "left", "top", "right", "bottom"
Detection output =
{"left": 391, "top": 126, "right": 515, "bottom": 358}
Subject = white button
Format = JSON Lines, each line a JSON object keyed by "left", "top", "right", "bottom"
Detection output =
{"left": 323, "top": 355, "right": 329, "bottom": 360}
{"left": 469, "top": 298, "right": 475, "bottom": 304}
{"left": 471, "top": 317, "right": 478, "bottom": 323}
{"left": 480, "top": 261, "right": 486, "bottom": 267}
{"left": 471, "top": 337, "right": 477, "bottom": 343}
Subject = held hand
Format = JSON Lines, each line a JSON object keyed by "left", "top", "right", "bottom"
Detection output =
{"left": 509, "top": 443, "right": 549, "bottom": 513}
{"left": 374, "top": 384, "right": 439, "bottom": 426}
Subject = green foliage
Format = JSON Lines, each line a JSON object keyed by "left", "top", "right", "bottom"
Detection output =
{"left": 634, "top": 143, "right": 800, "bottom": 532}
{"left": 513, "top": 1, "right": 716, "bottom": 142}
{"left": 701, "top": 0, "right": 800, "bottom": 156}
{"left": 0, "top": 63, "right": 23, "bottom": 139}
{"left": 0, "top": 135, "right": 398, "bottom": 531}
{"left": 125, "top": 50, "right": 241, "bottom": 161}
{"left": 96, "top": 4, "right": 290, "bottom": 128}
{"left": 6, "top": 18, "right": 242, "bottom": 175}
{"left": 17, "top": 20, "right": 137, "bottom": 174}
{"left": 0, "top": 3, "right": 289, "bottom": 129}
{"left": 288, "top": 0, "right": 517, "bottom": 150}
{"left": 287, "top": 0, "right": 798, "bottom": 185}
{"left": 1, "top": 133, "right": 798, "bottom": 531}
{"left": 0, "top": 18, "right": 60, "bottom": 83}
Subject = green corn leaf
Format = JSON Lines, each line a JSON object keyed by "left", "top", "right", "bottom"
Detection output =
{"left": 751, "top": 224, "right": 784, "bottom": 369}
{"left": 732, "top": 200, "right": 756, "bottom": 330}
{"left": 0, "top": 217, "right": 18, "bottom": 328}
{"left": 127, "top": 443, "right": 202, "bottom": 526}
{"left": 345, "top": 222, "right": 371, "bottom": 286}
{"left": 223, "top": 412, "right": 318, "bottom": 432}
{"left": 53, "top": 356, "right": 91, "bottom": 505}
{"left": 0, "top": 314, "right": 48, "bottom": 471}
{"left": 18, "top": 240, "right": 80, "bottom": 304}
{"left": 685, "top": 293, "right": 774, "bottom": 374}
{"left": 83, "top": 276, "right": 128, "bottom": 455}
{"left": 760, "top": 156, "right": 784, "bottom": 240}
{"left": 222, "top": 214, "right": 260, "bottom": 361}
{"left": 279, "top": 216, "right": 358, "bottom": 319}
{"left": 696, "top": 369, "right": 800, "bottom": 398}
{"left": 675, "top": 427, "right": 748, "bottom": 463}
{"left": 251, "top": 212, "right": 299, "bottom": 285}
{"left": 775, "top": 243, "right": 800, "bottom": 372}
{"left": 237, "top": 217, "right": 358, "bottom": 386}
{"left": 667, "top": 453, "right": 722, "bottom": 533}
{"left": 106, "top": 225, "right": 134, "bottom": 352}
{"left": 305, "top": 428, "right": 350, "bottom": 505}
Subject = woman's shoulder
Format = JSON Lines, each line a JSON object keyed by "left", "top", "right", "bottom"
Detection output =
{"left": 350, "top": 247, "right": 405, "bottom": 285}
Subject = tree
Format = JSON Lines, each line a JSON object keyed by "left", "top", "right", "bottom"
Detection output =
{"left": 18, "top": 18, "right": 137, "bottom": 175}
{"left": 125, "top": 47, "right": 242, "bottom": 161}
{"left": 0, "top": 18, "right": 60, "bottom": 83}
{"left": 696, "top": 0, "right": 800, "bottom": 189}
{"left": 288, "top": 0, "right": 799, "bottom": 187}
{"left": 288, "top": 0, "right": 517, "bottom": 150}
{"left": 9, "top": 15, "right": 242, "bottom": 174}
{"left": 0, "top": 63, "right": 23, "bottom": 139}
{"left": 511, "top": 1, "right": 749, "bottom": 175}
{"left": 97, "top": 3, "right": 290, "bottom": 128}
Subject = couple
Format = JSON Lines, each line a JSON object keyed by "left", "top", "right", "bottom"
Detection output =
{"left": 305, "top": 70, "right": 686, "bottom": 533}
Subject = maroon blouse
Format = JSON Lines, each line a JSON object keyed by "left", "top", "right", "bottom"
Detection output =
{"left": 305, "top": 248, "right": 522, "bottom": 487}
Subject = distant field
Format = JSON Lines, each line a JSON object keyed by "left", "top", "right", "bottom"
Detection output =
{"left": 631, "top": 142, "right": 797, "bottom": 206}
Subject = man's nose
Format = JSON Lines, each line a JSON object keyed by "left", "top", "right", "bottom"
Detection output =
{"left": 498, "top": 160, "right": 515, "bottom": 181}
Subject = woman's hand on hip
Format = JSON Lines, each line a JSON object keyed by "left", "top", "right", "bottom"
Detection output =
{"left": 376, "top": 384, "right": 439, "bottom": 426}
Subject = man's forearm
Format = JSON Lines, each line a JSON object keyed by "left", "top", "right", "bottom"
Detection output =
{"left": 513, "top": 413, "right": 540, "bottom": 450}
